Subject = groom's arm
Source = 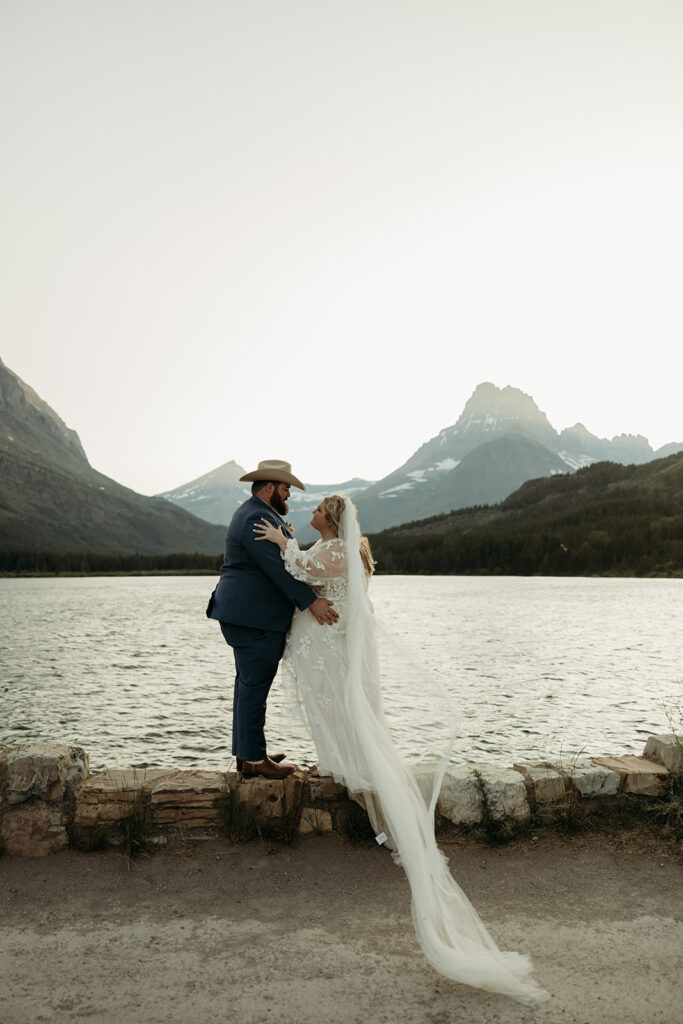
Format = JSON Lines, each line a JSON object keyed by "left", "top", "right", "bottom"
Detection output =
{"left": 240, "top": 513, "right": 338, "bottom": 624}
{"left": 240, "top": 513, "right": 317, "bottom": 611}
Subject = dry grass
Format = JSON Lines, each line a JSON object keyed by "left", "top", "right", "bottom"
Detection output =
{"left": 217, "top": 787, "right": 260, "bottom": 842}
{"left": 119, "top": 788, "right": 150, "bottom": 870}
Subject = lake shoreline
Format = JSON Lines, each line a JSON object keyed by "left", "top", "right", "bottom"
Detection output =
{"left": 2, "top": 569, "right": 682, "bottom": 578}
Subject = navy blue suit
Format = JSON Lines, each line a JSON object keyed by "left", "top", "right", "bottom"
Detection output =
{"left": 207, "top": 496, "right": 316, "bottom": 761}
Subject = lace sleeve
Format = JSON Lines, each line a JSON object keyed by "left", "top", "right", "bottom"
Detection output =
{"left": 282, "top": 539, "right": 346, "bottom": 584}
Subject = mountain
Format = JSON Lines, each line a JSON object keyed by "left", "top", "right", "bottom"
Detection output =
{"left": 159, "top": 463, "right": 373, "bottom": 544}
{"left": 0, "top": 357, "right": 226, "bottom": 554}
{"left": 654, "top": 440, "right": 683, "bottom": 459}
{"left": 285, "top": 478, "right": 375, "bottom": 542}
{"left": 353, "top": 383, "right": 678, "bottom": 532}
{"left": 159, "top": 460, "right": 250, "bottom": 527}
{"left": 156, "top": 381, "right": 682, "bottom": 538}
{"left": 559, "top": 421, "right": 654, "bottom": 464}
{"left": 0, "top": 355, "right": 89, "bottom": 470}
{"left": 354, "top": 430, "right": 570, "bottom": 533}
{"left": 369, "top": 452, "right": 683, "bottom": 577}
{"left": 353, "top": 384, "right": 574, "bottom": 531}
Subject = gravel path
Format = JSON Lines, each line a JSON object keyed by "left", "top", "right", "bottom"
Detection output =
{"left": 1, "top": 831, "right": 680, "bottom": 1024}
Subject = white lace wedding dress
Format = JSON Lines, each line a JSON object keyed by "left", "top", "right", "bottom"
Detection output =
{"left": 280, "top": 505, "right": 548, "bottom": 1005}
{"left": 282, "top": 536, "right": 384, "bottom": 785}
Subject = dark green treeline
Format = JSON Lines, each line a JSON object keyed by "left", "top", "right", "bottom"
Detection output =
{"left": 369, "top": 501, "right": 683, "bottom": 576}
{"left": 0, "top": 551, "right": 222, "bottom": 574}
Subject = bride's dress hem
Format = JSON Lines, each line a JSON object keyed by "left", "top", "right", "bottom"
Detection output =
{"left": 281, "top": 527, "right": 549, "bottom": 1006}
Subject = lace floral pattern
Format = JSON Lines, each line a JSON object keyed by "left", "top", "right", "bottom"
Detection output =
{"left": 282, "top": 538, "right": 348, "bottom": 610}
{"left": 281, "top": 538, "right": 352, "bottom": 754}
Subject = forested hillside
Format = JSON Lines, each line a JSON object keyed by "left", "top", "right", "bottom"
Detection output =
{"left": 368, "top": 454, "right": 683, "bottom": 577}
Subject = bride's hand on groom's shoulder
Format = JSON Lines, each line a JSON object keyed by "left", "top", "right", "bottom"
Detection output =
{"left": 253, "top": 518, "right": 288, "bottom": 550}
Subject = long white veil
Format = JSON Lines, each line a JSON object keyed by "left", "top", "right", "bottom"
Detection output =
{"left": 337, "top": 497, "right": 549, "bottom": 1005}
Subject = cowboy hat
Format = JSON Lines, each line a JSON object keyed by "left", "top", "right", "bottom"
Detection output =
{"left": 239, "top": 459, "right": 306, "bottom": 490}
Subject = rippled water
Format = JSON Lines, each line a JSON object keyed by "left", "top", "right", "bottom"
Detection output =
{"left": 1, "top": 576, "right": 680, "bottom": 772}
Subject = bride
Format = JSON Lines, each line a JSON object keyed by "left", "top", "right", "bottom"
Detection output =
{"left": 254, "top": 494, "right": 548, "bottom": 1005}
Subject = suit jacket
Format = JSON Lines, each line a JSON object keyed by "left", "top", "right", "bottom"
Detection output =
{"left": 206, "top": 496, "right": 316, "bottom": 631}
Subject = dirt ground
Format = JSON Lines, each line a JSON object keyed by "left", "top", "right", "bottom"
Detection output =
{"left": 1, "top": 828, "right": 681, "bottom": 1024}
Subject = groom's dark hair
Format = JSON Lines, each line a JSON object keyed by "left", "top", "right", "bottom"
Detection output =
{"left": 251, "top": 480, "right": 279, "bottom": 495}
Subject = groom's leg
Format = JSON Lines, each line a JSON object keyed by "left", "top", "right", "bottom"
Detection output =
{"left": 231, "top": 669, "right": 239, "bottom": 757}
{"left": 220, "top": 623, "right": 244, "bottom": 756}
{"left": 220, "top": 623, "right": 286, "bottom": 762}
{"left": 232, "top": 628, "right": 286, "bottom": 761}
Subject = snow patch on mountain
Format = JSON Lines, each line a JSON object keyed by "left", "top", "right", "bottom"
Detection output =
{"left": 558, "top": 451, "right": 597, "bottom": 471}
{"left": 379, "top": 482, "right": 415, "bottom": 498}
{"left": 172, "top": 485, "right": 204, "bottom": 500}
{"left": 460, "top": 414, "right": 508, "bottom": 432}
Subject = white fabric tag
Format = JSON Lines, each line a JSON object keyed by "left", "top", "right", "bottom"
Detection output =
{"left": 375, "top": 832, "right": 387, "bottom": 845}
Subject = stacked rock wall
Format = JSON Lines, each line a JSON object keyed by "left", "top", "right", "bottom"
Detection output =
{"left": 0, "top": 743, "right": 89, "bottom": 856}
{"left": 0, "top": 735, "right": 678, "bottom": 856}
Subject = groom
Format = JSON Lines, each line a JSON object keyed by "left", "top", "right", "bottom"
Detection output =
{"left": 207, "top": 459, "right": 338, "bottom": 779}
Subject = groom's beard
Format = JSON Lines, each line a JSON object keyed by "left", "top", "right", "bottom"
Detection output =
{"left": 271, "top": 492, "right": 289, "bottom": 516}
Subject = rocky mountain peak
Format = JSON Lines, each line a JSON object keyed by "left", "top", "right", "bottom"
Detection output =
{"left": 0, "top": 356, "right": 89, "bottom": 464}
{"left": 208, "top": 460, "right": 247, "bottom": 483}
{"left": 608, "top": 433, "right": 653, "bottom": 462}
{"left": 563, "top": 422, "right": 593, "bottom": 437}
{"left": 455, "top": 382, "right": 553, "bottom": 432}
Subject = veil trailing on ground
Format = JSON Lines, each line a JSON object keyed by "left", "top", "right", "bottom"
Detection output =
{"left": 336, "top": 497, "right": 549, "bottom": 1005}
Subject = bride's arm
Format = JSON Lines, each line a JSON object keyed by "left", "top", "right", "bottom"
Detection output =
{"left": 281, "top": 539, "right": 345, "bottom": 584}
{"left": 254, "top": 520, "right": 345, "bottom": 585}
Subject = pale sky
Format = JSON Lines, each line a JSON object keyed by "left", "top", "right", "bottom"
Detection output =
{"left": 2, "top": 0, "right": 682, "bottom": 495}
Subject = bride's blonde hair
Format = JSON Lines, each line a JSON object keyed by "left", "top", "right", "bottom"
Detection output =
{"left": 324, "top": 494, "right": 375, "bottom": 576}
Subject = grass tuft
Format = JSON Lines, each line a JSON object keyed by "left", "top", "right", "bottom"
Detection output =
{"left": 119, "top": 787, "right": 150, "bottom": 868}
{"left": 217, "top": 788, "right": 260, "bottom": 842}
{"left": 548, "top": 747, "right": 592, "bottom": 834}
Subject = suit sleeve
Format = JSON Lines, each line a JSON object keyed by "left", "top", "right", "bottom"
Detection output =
{"left": 241, "top": 512, "right": 317, "bottom": 611}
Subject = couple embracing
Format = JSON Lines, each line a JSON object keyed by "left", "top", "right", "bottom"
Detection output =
{"left": 208, "top": 459, "right": 548, "bottom": 1006}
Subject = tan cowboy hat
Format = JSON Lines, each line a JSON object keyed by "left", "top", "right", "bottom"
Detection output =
{"left": 239, "top": 459, "right": 306, "bottom": 490}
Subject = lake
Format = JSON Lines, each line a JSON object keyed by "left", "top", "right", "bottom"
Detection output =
{"left": 1, "top": 575, "right": 680, "bottom": 772}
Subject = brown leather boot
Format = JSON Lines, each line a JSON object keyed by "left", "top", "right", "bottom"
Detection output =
{"left": 236, "top": 753, "right": 285, "bottom": 772}
{"left": 240, "top": 756, "right": 296, "bottom": 779}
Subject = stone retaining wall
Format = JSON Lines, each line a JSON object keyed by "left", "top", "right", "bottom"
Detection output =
{"left": 0, "top": 735, "right": 678, "bottom": 856}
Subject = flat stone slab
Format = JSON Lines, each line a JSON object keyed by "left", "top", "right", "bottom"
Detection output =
{"left": 513, "top": 763, "right": 566, "bottom": 804}
{"left": 439, "top": 765, "right": 530, "bottom": 824}
{"left": 643, "top": 734, "right": 682, "bottom": 774}
{"left": 149, "top": 770, "right": 228, "bottom": 828}
{"left": 561, "top": 759, "right": 620, "bottom": 797}
{"left": 149, "top": 770, "right": 228, "bottom": 801}
{"left": 593, "top": 755, "right": 670, "bottom": 796}
{"left": 74, "top": 769, "right": 175, "bottom": 827}
{"left": 6, "top": 743, "right": 89, "bottom": 805}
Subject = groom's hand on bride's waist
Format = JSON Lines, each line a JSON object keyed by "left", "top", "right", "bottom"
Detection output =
{"left": 309, "top": 597, "right": 338, "bottom": 625}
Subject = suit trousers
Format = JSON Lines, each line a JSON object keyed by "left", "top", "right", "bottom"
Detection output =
{"left": 220, "top": 622, "right": 287, "bottom": 762}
